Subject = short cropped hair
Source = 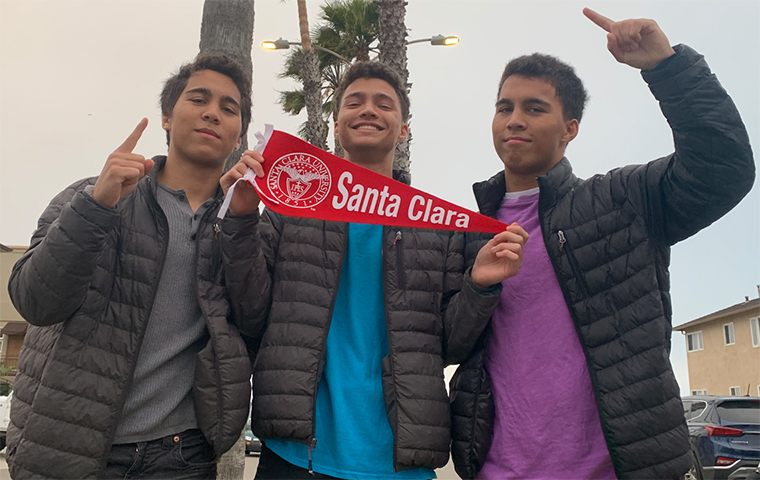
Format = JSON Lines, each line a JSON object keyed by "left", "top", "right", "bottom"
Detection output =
{"left": 334, "top": 61, "right": 410, "bottom": 122}
{"left": 160, "top": 52, "right": 252, "bottom": 145}
{"left": 498, "top": 53, "right": 588, "bottom": 122}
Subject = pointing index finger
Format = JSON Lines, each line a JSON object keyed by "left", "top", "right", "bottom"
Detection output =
{"left": 583, "top": 7, "right": 614, "bottom": 32}
{"left": 115, "top": 118, "right": 149, "bottom": 153}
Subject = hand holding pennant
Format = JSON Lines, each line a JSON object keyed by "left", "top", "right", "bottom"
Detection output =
{"left": 220, "top": 126, "right": 508, "bottom": 235}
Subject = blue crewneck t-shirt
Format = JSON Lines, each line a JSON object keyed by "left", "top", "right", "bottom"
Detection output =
{"left": 266, "top": 223, "right": 435, "bottom": 480}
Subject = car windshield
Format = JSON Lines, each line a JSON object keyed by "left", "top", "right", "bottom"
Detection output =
{"left": 716, "top": 400, "right": 760, "bottom": 424}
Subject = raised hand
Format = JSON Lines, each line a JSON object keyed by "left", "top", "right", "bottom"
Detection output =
{"left": 220, "top": 149, "right": 265, "bottom": 216}
{"left": 583, "top": 8, "right": 675, "bottom": 71}
{"left": 91, "top": 118, "right": 154, "bottom": 208}
{"left": 471, "top": 223, "right": 529, "bottom": 288}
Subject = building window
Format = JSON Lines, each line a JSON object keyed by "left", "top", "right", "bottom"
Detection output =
{"left": 751, "top": 317, "right": 760, "bottom": 347}
{"left": 729, "top": 386, "right": 741, "bottom": 396}
{"left": 724, "top": 323, "right": 735, "bottom": 346}
{"left": 691, "top": 389, "right": 708, "bottom": 395}
{"left": 687, "top": 331, "right": 704, "bottom": 352}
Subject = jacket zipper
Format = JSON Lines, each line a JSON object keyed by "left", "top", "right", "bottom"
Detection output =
{"left": 104, "top": 176, "right": 168, "bottom": 470}
{"left": 383, "top": 226, "right": 400, "bottom": 471}
{"left": 307, "top": 223, "right": 348, "bottom": 466}
{"left": 308, "top": 437, "right": 318, "bottom": 474}
{"left": 557, "top": 230, "right": 590, "bottom": 297}
{"left": 392, "top": 231, "right": 404, "bottom": 289}
{"left": 539, "top": 184, "right": 617, "bottom": 476}
{"left": 194, "top": 196, "right": 225, "bottom": 449}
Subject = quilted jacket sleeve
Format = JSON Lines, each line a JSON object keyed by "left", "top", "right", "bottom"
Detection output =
{"left": 441, "top": 231, "right": 502, "bottom": 366}
{"left": 640, "top": 44, "right": 755, "bottom": 245}
{"left": 8, "top": 178, "right": 119, "bottom": 326}
{"left": 221, "top": 207, "right": 282, "bottom": 349}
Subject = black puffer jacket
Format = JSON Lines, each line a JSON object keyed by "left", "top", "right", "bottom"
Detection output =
{"left": 450, "top": 45, "right": 755, "bottom": 479}
{"left": 7, "top": 158, "right": 253, "bottom": 478}
{"left": 221, "top": 175, "right": 503, "bottom": 472}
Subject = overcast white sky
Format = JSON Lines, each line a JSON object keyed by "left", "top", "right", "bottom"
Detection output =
{"left": 1, "top": 0, "right": 758, "bottom": 395}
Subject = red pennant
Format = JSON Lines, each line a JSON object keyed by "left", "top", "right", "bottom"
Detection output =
{"left": 253, "top": 130, "right": 508, "bottom": 234}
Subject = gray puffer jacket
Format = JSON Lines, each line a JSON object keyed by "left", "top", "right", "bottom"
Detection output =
{"left": 450, "top": 45, "right": 755, "bottom": 479}
{"left": 221, "top": 174, "right": 503, "bottom": 472}
{"left": 7, "top": 157, "right": 253, "bottom": 478}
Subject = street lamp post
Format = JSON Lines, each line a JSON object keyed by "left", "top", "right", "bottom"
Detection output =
{"left": 261, "top": 34, "right": 459, "bottom": 64}
{"left": 261, "top": 38, "right": 352, "bottom": 64}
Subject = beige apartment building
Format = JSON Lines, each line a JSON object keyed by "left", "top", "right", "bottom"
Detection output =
{"left": 674, "top": 296, "right": 760, "bottom": 397}
{"left": 0, "top": 244, "right": 28, "bottom": 389}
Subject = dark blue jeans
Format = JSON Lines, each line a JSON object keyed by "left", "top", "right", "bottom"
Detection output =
{"left": 98, "top": 429, "right": 216, "bottom": 480}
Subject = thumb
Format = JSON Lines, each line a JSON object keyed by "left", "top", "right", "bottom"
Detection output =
{"left": 144, "top": 157, "right": 155, "bottom": 176}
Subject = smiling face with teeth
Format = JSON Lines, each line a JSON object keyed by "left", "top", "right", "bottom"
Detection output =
{"left": 335, "top": 77, "right": 409, "bottom": 177}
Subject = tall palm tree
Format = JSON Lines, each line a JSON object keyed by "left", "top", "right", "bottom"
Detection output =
{"left": 199, "top": 0, "right": 255, "bottom": 172}
{"left": 198, "top": 1, "right": 254, "bottom": 477}
{"left": 278, "top": 0, "right": 379, "bottom": 156}
{"left": 296, "top": 0, "right": 329, "bottom": 150}
{"left": 377, "top": 0, "right": 411, "bottom": 173}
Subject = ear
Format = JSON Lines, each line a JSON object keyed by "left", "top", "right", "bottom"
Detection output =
{"left": 397, "top": 123, "right": 409, "bottom": 142}
{"left": 162, "top": 115, "right": 172, "bottom": 132}
{"left": 562, "top": 119, "right": 579, "bottom": 144}
{"left": 334, "top": 121, "right": 339, "bottom": 139}
{"left": 234, "top": 137, "right": 242, "bottom": 150}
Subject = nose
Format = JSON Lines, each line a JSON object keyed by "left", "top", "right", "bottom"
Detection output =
{"left": 202, "top": 104, "right": 221, "bottom": 124}
{"left": 506, "top": 109, "right": 526, "bottom": 131}
{"left": 357, "top": 102, "right": 378, "bottom": 118}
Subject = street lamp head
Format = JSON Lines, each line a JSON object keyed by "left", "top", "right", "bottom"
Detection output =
{"left": 430, "top": 35, "right": 459, "bottom": 46}
{"left": 261, "top": 38, "right": 292, "bottom": 50}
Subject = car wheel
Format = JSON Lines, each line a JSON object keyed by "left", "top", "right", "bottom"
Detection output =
{"left": 684, "top": 455, "right": 703, "bottom": 480}
{"left": 683, "top": 465, "right": 698, "bottom": 480}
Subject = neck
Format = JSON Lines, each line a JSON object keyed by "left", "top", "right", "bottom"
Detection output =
{"left": 504, "top": 154, "right": 564, "bottom": 192}
{"left": 157, "top": 155, "right": 223, "bottom": 211}
{"left": 345, "top": 150, "right": 394, "bottom": 178}
{"left": 504, "top": 172, "right": 540, "bottom": 193}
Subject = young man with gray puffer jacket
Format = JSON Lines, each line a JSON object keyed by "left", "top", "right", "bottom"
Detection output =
{"left": 7, "top": 53, "right": 256, "bottom": 479}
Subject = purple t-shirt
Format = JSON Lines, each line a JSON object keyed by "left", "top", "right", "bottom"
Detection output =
{"left": 478, "top": 188, "right": 617, "bottom": 480}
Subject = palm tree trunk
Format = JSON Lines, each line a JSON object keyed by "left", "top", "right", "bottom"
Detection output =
{"left": 297, "top": 0, "right": 329, "bottom": 150}
{"left": 199, "top": 0, "right": 255, "bottom": 172}
{"left": 377, "top": 0, "right": 411, "bottom": 174}
{"left": 199, "top": 1, "right": 254, "bottom": 477}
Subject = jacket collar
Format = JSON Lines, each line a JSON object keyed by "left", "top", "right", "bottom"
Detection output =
{"left": 144, "top": 155, "right": 224, "bottom": 200}
{"left": 472, "top": 157, "right": 577, "bottom": 217}
{"left": 393, "top": 169, "right": 412, "bottom": 185}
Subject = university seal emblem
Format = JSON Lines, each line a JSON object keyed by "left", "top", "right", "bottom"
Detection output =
{"left": 267, "top": 152, "right": 331, "bottom": 208}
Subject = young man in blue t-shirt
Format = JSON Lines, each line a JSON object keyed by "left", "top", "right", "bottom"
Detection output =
{"left": 220, "top": 61, "right": 528, "bottom": 479}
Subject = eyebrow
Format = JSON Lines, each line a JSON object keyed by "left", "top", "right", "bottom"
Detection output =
{"left": 185, "top": 87, "right": 241, "bottom": 109}
{"left": 496, "top": 97, "right": 551, "bottom": 107}
{"left": 344, "top": 91, "right": 397, "bottom": 106}
{"left": 495, "top": 97, "right": 552, "bottom": 108}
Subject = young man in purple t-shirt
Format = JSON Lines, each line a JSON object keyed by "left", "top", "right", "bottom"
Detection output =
{"left": 450, "top": 7, "right": 754, "bottom": 480}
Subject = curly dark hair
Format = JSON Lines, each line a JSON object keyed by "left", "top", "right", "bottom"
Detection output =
{"left": 160, "top": 52, "right": 252, "bottom": 145}
{"left": 334, "top": 61, "right": 410, "bottom": 122}
{"left": 498, "top": 53, "right": 588, "bottom": 122}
